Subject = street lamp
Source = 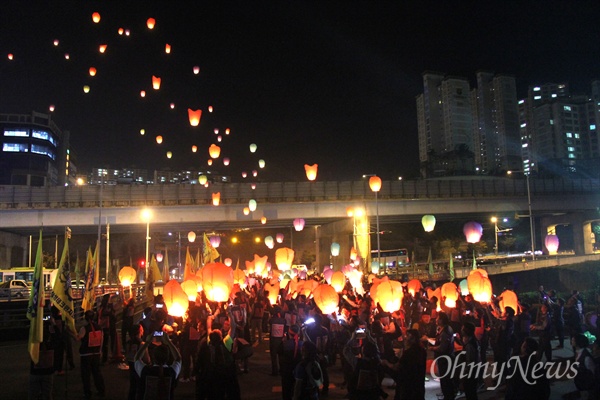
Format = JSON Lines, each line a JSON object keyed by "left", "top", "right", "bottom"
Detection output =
{"left": 366, "top": 175, "right": 382, "bottom": 272}
{"left": 141, "top": 208, "right": 153, "bottom": 281}
{"left": 491, "top": 217, "right": 499, "bottom": 256}
{"left": 508, "top": 170, "right": 535, "bottom": 260}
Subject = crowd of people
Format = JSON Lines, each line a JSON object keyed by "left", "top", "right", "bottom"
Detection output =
{"left": 28, "top": 278, "right": 600, "bottom": 400}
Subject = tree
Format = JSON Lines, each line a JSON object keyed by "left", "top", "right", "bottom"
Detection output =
{"left": 500, "top": 236, "right": 517, "bottom": 253}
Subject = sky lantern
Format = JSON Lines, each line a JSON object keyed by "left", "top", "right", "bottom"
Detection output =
{"left": 265, "top": 236, "right": 274, "bottom": 249}
{"left": 305, "top": 164, "right": 318, "bottom": 181}
{"left": 407, "top": 279, "right": 422, "bottom": 297}
{"left": 207, "top": 159, "right": 213, "bottom": 166}
{"left": 330, "top": 242, "right": 340, "bottom": 257}
{"left": 181, "top": 280, "right": 198, "bottom": 301}
{"left": 330, "top": 271, "right": 346, "bottom": 293}
{"left": 312, "top": 284, "right": 339, "bottom": 314}
{"left": 249, "top": 199, "right": 257, "bottom": 212}
{"left": 188, "top": 109, "right": 202, "bottom": 126}
{"left": 251, "top": 183, "right": 257, "bottom": 190}
{"left": 463, "top": 221, "right": 483, "bottom": 243}
{"left": 64, "top": 53, "right": 70, "bottom": 60}
{"left": 243, "top": 207, "right": 250, "bottom": 215}
{"left": 264, "top": 281, "right": 280, "bottom": 305}
{"left": 140, "top": 90, "right": 146, "bottom": 97}
{"left": 209, "top": 236, "right": 221, "bottom": 248}
{"left": 459, "top": 279, "right": 469, "bottom": 296}
{"left": 252, "top": 170, "right": 258, "bottom": 177}
{"left": 375, "top": 279, "right": 403, "bottom": 313}
{"left": 224, "top": 258, "right": 232, "bottom": 267}
{"left": 89, "top": 67, "right": 97, "bottom": 76}
{"left": 156, "top": 253, "right": 164, "bottom": 263}
{"left": 8, "top": 53, "right": 14, "bottom": 60}
{"left": 293, "top": 218, "right": 305, "bottom": 231}
{"left": 163, "top": 280, "right": 189, "bottom": 317}
{"left": 202, "top": 262, "right": 234, "bottom": 302}
{"left": 225, "top": 128, "right": 231, "bottom": 135}
{"left": 212, "top": 192, "right": 220, "bottom": 206}
{"left": 369, "top": 176, "right": 382, "bottom": 192}
{"left": 217, "top": 135, "right": 222, "bottom": 142}
{"left": 188, "top": 231, "right": 196, "bottom": 243}
{"left": 198, "top": 175, "right": 207, "bottom": 185}
{"left": 118, "top": 28, "right": 124, "bottom": 35}
{"left": 322, "top": 267, "right": 334, "bottom": 284}
{"left": 258, "top": 159, "right": 266, "bottom": 168}
{"left": 147, "top": 18, "right": 156, "bottom": 29}
{"left": 49, "top": 105, "right": 55, "bottom": 112}
{"left": 156, "top": 135, "right": 163, "bottom": 144}
{"left": 499, "top": 290, "right": 520, "bottom": 315}
{"left": 223, "top": 157, "right": 230, "bottom": 166}
{"left": 166, "top": 151, "right": 172, "bottom": 159}
{"left": 152, "top": 76, "right": 161, "bottom": 89}
{"left": 125, "top": 29, "right": 130, "bottom": 36}
{"left": 350, "top": 247, "right": 358, "bottom": 261}
{"left": 99, "top": 44, "right": 107, "bottom": 53}
{"left": 422, "top": 215, "right": 436, "bottom": 232}
{"left": 467, "top": 269, "right": 493, "bottom": 303}
{"left": 118, "top": 266, "right": 137, "bottom": 287}
{"left": 275, "top": 247, "right": 294, "bottom": 270}
{"left": 249, "top": 143, "right": 257, "bottom": 153}
{"left": 276, "top": 233, "right": 284, "bottom": 243}
{"left": 253, "top": 254, "right": 268, "bottom": 277}
{"left": 170, "top": 103, "right": 175, "bottom": 109}
{"left": 261, "top": 216, "right": 267, "bottom": 224}
{"left": 545, "top": 234, "right": 559, "bottom": 255}
{"left": 242, "top": 171, "right": 247, "bottom": 178}
{"left": 92, "top": 12, "right": 101, "bottom": 23}
{"left": 233, "top": 268, "right": 247, "bottom": 289}
{"left": 165, "top": 43, "right": 171, "bottom": 53}
{"left": 191, "top": 145, "right": 198, "bottom": 153}
{"left": 140, "top": 129, "right": 145, "bottom": 136}
{"left": 442, "top": 282, "right": 459, "bottom": 308}
{"left": 53, "top": 39, "right": 59, "bottom": 46}
{"left": 214, "top": 128, "right": 219, "bottom": 135}
{"left": 209, "top": 144, "right": 221, "bottom": 159}
{"left": 193, "top": 66, "right": 200, "bottom": 75}
{"left": 245, "top": 260, "right": 255, "bottom": 275}
{"left": 83, "top": 86, "right": 90, "bottom": 93}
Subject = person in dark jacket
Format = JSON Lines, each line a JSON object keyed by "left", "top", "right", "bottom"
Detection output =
{"left": 429, "top": 312, "right": 455, "bottom": 400}
{"left": 278, "top": 325, "right": 304, "bottom": 400}
{"left": 75, "top": 310, "right": 105, "bottom": 399}
{"left": 459, "top": 322, "right": 481, "bottom": 400}
{"left": 134, "top": 331, "right": 182, "bottom": 400}
{"left": 505, "top": 338, "right": 550, "bottom": 400}
{"left": 383, "top": 328, "right": 427, "bottom": 400}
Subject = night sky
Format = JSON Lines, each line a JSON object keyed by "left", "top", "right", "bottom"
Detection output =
{"left": 2, "top": 1, "right": 600, "bottom": 182}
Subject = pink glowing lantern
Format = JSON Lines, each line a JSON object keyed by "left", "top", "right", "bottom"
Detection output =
{"left": 293, "top": 218, "right": 305, "bottom": 231}
{"left": 545, "top": 234, "right": 559, "bottom": 255}
{"left": 463, "top": 221, "right": 483, "bottom": 243}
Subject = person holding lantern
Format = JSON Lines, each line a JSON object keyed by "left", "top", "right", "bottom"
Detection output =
{"left": 382, "top": 328, "right": 426, "bottom": 400}
{"left": 278, "top": 325, "right": 305, "bottom": 400}
{"left": 134, "top": 331, "right": 182, "bottom": 400}
{"left": 302, "top": 313, "right": 331, "bottom": 397}
{"left": 531, "top": 303, "right": 553, "bottom": 362}
{"left": 428, "top": 312, "right": 455, "bottom": 400}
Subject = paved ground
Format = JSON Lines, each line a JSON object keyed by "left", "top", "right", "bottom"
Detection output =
{"left": 0, "top": 335, "right": 581, "bottom": 399}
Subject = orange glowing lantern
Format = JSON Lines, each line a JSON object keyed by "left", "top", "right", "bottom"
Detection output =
{"left": 140, "top": 90, "right": 146, "bottom": 97}
{"left": 293, "top": 218, "right": 305, "bottom": 231}
{"left": 264, "top": 281, "right": 280, "bottom": 305}
{"left": 350, "top": 247, "right": 358, "bottom": 261}
{"left": 99, "top": 44, "right": 107, "bottom": 53}
{"left": 181, "top": 279, "right": 198, "bottom": 301}
{"left": 467, "top": 269, "right": 493, "bottom": 303}
{"left": 118, "top": 266, "right": 137, "bottom": 287}
{"left": 463, "top": 221, "right": 483, "bottom": 244}
{"left": 243, "top": 207, "right": 250, "bottom": 216}
{"left": 207, "top": 159, "right": 213, "bottom": 166}
{"left": 441, "top": 282, "right": 459, "bottom": 308}
{"left": 407, "top": 279, "right": 423, "bottom": 297}
{"left": 209, "top": 144, "right": 221, "bottom": 159}
{"left": 165, "top": 44, "right": 171, "bottom": 54}
{"left": 8, "top": 53, "right": 14, "bottom": 60}
{"left": 89, "top": 67, "right": 97, "bottom": 76}
{"left": 261, "top": 217, "right": 267, "bottom": 224}
{"left": 212, "top": 192, "right": 220, "bottom": 206}
{"left": 147, "top": 18, "right": 156, "bottom": 29}
{"left": 305, "top": 164, "right": 318, "bottom": 181}
{"left": 152, "top": 76, "right": 161, "bottom": 90}
{"left": 188, "top": 109, "right": 202, "bottom": 126}
{"left": 188, "top": 231, "right": 196, "bottom": 243}
{"left": 191, "top": 145, "right": 197, "bottom": 153}
{"left": 163, "top": 280, "right": 189, "bottom": 317}
{"left": 369, "top": 176, "right": 382, "bottom": 192}
{"left": 498, "top": 290, "right": 520, "bottom": 315}
{"left": 225, "top": 128, "right": 230, "bottom": 135}
{"left": 253, "top": 254, "right": 268, "bottom": 277}
{"left": 156, "top": 135, "right": 163, "bottom": 144}
{"left": 422, "top": 215, "right": 436, "bottom": 232}
{"left": 140, "top": 129, "right": 145, "bottom": 135}
{"left": 313, "top": 284, "right": 339, "bottom": 314}
{"left": 275, "top": 247, "right": 294, "bottom": 270}
{"left": 426, "top": 287, "right": 443, "bottom": 311}
{"left": 374, "top": 279, "right": 403, "bottom": 313}
{"left": 193, "top": 66, "right": 200, "bottom": 75}
{"left": 118, "top": 28, "right": 124, "bottom": 35}
{"left": 201, "top": 262, "right": 234, "bottom": 302}
{"left": 330, "top": 271, "right": 346, "bottom": 293}
{"left": 233, "top": 269, "right": 247, "bottom": 289}
{"left": 92, "top": 12, "right": 101, "bottom": 23}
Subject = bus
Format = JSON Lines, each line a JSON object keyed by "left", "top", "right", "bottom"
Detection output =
{"left": 0, "top": 267, "right": 54, "bottom": 288}
{"left": 371, "top": 249, "right": 410, "bottom": 270}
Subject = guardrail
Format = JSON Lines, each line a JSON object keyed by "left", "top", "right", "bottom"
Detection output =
{"left": 0, "top": 178, "right": 598, "bottom": 209}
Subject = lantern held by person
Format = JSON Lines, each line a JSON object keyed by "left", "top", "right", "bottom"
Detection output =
{"left": 201, "top": 262, "right": 233, "bottom": 302}
{"left": 163, "top": 280, "right": 189, "bottom": 317}
{"left": 312, "top": 284, "right": 339, "bottom": 314}
{"left": 467, "top": 269, "right": 493, "bottom": 303}
{"left": 407, "top": 279, "right": 422, "bottom": 297}
{"left": 330, "top": 271, "right": 346, "bottom": 293}
{"left": 181, "top": 280, "right": 198, "bottom": 301}
{"left": 118, "top": 266, "right": 137, "bottom": 287}
{"left": 441, "top": 282, "right": 459, "bottom": 308}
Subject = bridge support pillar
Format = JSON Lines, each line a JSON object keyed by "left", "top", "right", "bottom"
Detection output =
{"left": 540, "top": 212, "right": 598, "bottom": 256}
{"left": 0, "top": 231, "right": 28, "bottom": 268}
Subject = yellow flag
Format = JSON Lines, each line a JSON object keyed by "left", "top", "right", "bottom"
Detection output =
{"left": 51, "top": 237, "right": 76, "bottom": 334}
{"left": 162, "top": 250, "right": 170, "bottom": 283}
{"left": 81, "top": 246, "right": 97, "bottom": 311}
{"left": 27, "top": 230, "right": 45, "bottom": 364}
{"left": 202, "top": 233, "right": 220, "bottom": 265}
{"left": 183, "top": 247, "right": 195, "bottom": 281}
{"left": 92, "top": 240, "right": 100, "bottom": 287}
{"left": 195, "top": 248, "right": 201, "bottom": 270}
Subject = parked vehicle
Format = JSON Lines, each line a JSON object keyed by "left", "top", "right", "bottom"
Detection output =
{"left": 0, "top": 279, "right": 31, "bottom": 299}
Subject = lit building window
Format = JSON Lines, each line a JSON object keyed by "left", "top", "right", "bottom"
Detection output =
{"left": 4, "top": 129, "right": 28, "bottom": 137}
{"left": 568, "top": 153, "right": 575, "bottom": 159}
{"left": 533, "top": 87, "right": 541, "bottom": 91}
{"left": 520, "top": 123, "right": 527, "bottom": 128}
{"left": 574, "top": 133, "right": 580, "bottom": 138}
{"left": 566, "top": 133, "right": 572, "bottom": 138}
{"left": 552, "top": 94, "right": 557, "bottom": 98}
{"left": 564, "top": 105, "right": 572, "bottom": 111}
{"left": 591, "top": 124, "right": 596, "bottom": 130}
{"left": 3, "top": 143, "right": 29, "bottom": 152}
{"left": 534, "top": 96, "right": 542, "bottom": 100}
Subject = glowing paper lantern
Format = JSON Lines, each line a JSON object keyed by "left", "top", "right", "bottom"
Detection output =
{"left": 225, "top": 128, "right": 231, "bottom": 135}
{"left": 125, "top": 29, "right": 130, "bottom": 36}
{"left": 118, "top": 266, "right": 137, "bottom": 287}
{"left": 249, "top": 199, "right": 257, "bottom": 212}
{"left": 304, "top": 164, "right": 318, "bottom": 181}
{"left": 275, "top": 247, "right": 294, "bottom": 270}
{"left": 369, "top": 176, "right": 382, "bottom": 192}
{"left": 156, "top": 135, "right": 163, "bottom": 144}
{"left": 99, "top": 44, "right": 107, "bottom": 53}
{"left": 467, "top": 269, "right": 493, "bottom": 303}
{"left": 163, "top": 280, "right": 189, "bottom": 317}
{"left": 442, "top": 282, "right": 459, "bottom": 308}
{"left": 253, "top": 255, "right": 268, "bottom": 278}
{"left": 459, "top": 279, "right": 469, "bottom": 296}
{"left": 258, "top": 159, "right": 265, "bottom": 168}
{"left": 192, "top": 145, "right": 198, "bottom": 153}
{"left": 64, "top": 53, "right": 70, "bottom": 60}
{"left": 242, "top": 171, "right": 247, "bottom": 178}
{"left": 188, "top": 231, "right": 196, "bottom": 243}
{"left": 293, "top": 218, "right": 305, "bottom": 231}
{"left": 140, "top": 129, "right": 145, "bottom": 136}
{"left": 207, "top": 159, "right": 213, "bottom": 166}
{"left": 49, "top": 105, "right": 55, "bottom": 112}
{"left": 212, "top": 192, "right": 220, "bottom": 206}
{"left": 223, "top": 158, "right": 230, "bottom": 166}
{"left": 330, "top": 271, "right": 346, "bottom": 293}
{"left": 166, "top": 151, "right": 172, "bottom": 159}
{"left": 323, "top": 268, "right": 334, "bottom": 284}
{"left": 251, "top": 184, "right": 257, "bottom": 190}
{"left": 140, "top": 90, "right": 146, "bottom": 97}
{"left": 276, "top": 233, "right": 284, "bottom": 243}
{"left": 53, "top": 39, "right": 59, "bottom": 46}
{"left": 261, "top": 217, "right": 267, "bottom": 224}
{"left": 188, "top": 109, "right": 202, "bottom": 126}
{"left": 224, "top": 258, "right": 232, "bottom": 267}
{"left": 370, "top": 261, "right": 380, "bottom": 274}
{"left": 181, "top": 280, "right": 198, "bottom": 301}
{"left": 146, "top": 18, "right": 156, "bottom": 29}
{"left": 156, "top": 253, "right": 164, "bottom": 263}
{"left": 210, "top": 236, "right": 221, "bottom": 248}
{"left": 233, "top": 268, "right": 247, "bottom": 289}
{"left": 312, "top": 284, "right": 339, "bottom": 314}
{"left": 407, "top": 279, "right": 423, "bottom": 297}
{"left": 193, "top": 66, "right": 200, "bottom": 75}
{"left": 170, "top": 103, "right": 175, "bottom": 109}
{"left": 198, "top": 175, "right": 207, "bottom": 185}
{"left": 83, "top": 86, "right": 90, "bottom": 93}
{"left": 330, "top": 242, "right": 340, "bottom": 257}
{"left": 118, "top": 28, "right": 124, "bottom": 35}
{"left": 152, "top": 76, "right": 161, "bottom": 90}
{"left": 92, "top": 12, "right": 101, "bottom": 23}
{"left": 374, "top": 279, "right": 403, "bottom": 313}
{"left": 422, "top": 215, "right": 436, "bottom": 232}
{"left": 499, "top": 290, "right": 520, "bottom": 315}
{"left": 265, "top": 236, "right": 274, "bottom": 249}
{"left": 249, "top": 143, "right": 257, "bottom": 153}
{"left": 8, "top": 53, "right": 14, "bottom": 61}
{"left": 350, "top": 247, "right": 358, "bottom": 261}
{"left": 201, "top": 262, "right": 234, "bottom": 302}
{"left": 89, "top": 67, "right": 97, "bottom": 76}
{"left": 545, "top": 234, "right": 559, "bottom": 255}
{"left": 209, "top": 144, "right": 221, "bottom": 159}
{"left": 243, "top": 207, "right": 250, "bottom": 215}
{"left": 165, "top": 44, "right": 171, "bottom": 54}
{"left": 252, "top": 170, "right": 258, "bottom": 177}
{"left": 217, "top": 135, "right": 222, "bottom": 142}
{"left": 463, "top": 221, "right": 483, "bottom": 244}
{"left": 264, "top": 281, "right": 280, "bottom": 305}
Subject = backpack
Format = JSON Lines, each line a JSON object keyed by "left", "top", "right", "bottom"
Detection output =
{"left": 574, "top": 349, "right": 595, "bottom": 391}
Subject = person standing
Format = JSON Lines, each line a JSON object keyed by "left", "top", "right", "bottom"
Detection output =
{"left": 382, "top": 328, "right": 427, "bottom": 400}
{"left": 98, "top": 294, "right": 116, "bottom": 364}
{"left": 293, "top": 341, "right": 323, "bottom": 400}
{"left": 134, "top": 331, "right": 182, "bottom": 400}
{"left": 302, "top": 313, "right": 331, "bottom": 397}
{"left": 278, "top": 325, "right": 304, "bottom": 400}
{"left": 269, "top": 306, "right": 286, "bottom": 375}
{"left": 459, "top": 322, "right": 481, "bottom": 400}
{"left": 75, "top": 310, "right": 105, "bottom": 399}
{"left": 250, "top": 295, "right": 266, "bottom": 345}
{"left": 429, "top": 312, "right": 455, "bottom": 400}
{"left": 29, "top": 318, "right": 57, "bottom": 400}
{"left": 122, "top": 297, "right": 135, "bottom": 351}
{"left": 531, "top": 304, "right": 553, "bottom": 362}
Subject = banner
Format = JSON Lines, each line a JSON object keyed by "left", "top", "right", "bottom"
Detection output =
{"left": 202, "top": 233, "right": 220, "bottom": 265}
{"left": 183, "top": 247, "right": 195, "bottom": 281}
{"left": 449, "top": 253, "right": 455, "bottom": 281}
{"left": 81, "top": 245, "right": 97, "bottom": 311}
{"left": 51, "top": 237, "right": 76, "bottom": 334}
{"left": 27, "top": 230, "right": 45, "bottom": 364}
